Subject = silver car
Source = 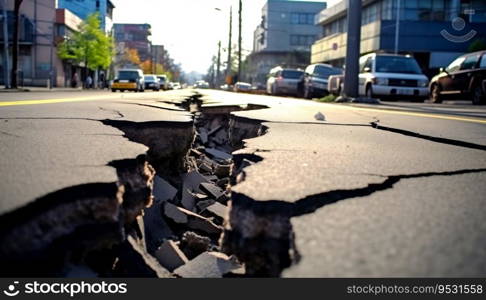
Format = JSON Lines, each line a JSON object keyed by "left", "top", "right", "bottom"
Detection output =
{"left": 267, "top": 67, "right": 304, "bottom": 96}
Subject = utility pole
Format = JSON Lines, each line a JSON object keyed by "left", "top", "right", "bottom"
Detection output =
{"left": 216, "top": 40, "right": 221, "bottom": 87}
{"left": 342, "top": 0, "right": 362, "bottom": 99}
{"left": 11, "top": 0, "right": 24, "bottom": 88}
{"left": 226, "top": 6, "right": 232, "bottom": 82}
{"left": 394, "top": 0, "right": 400, "bottom": 54}
{"left": 2, "top": 0, "right": 10, "bottom": 88}
{"left": 237, "top": 0, "right": 242, "bottom": 82}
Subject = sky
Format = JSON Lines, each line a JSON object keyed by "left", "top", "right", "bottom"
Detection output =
{"left": 112, "top": 0, "right": 339, "bottom": 74}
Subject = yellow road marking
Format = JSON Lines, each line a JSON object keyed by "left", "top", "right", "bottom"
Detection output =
{"left": 0, "top": 94, "right": 121, "bottom": 107}
{"left": 331, "top": 104, "right": 486, "bottom": 125}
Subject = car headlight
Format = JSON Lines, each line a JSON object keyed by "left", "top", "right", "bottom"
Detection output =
{"left": 375, "top": 78, "right": 388, "bottom": 86}
{"left": 418, "top": 79, "right": 429, "bottom": 87}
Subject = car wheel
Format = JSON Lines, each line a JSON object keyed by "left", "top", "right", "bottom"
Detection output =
{"left": 304, "top": 86, "right": 312, "bottom": 99}
{"left": 120, "top": 90, "right": 125, "bottom": 93}
{"left": 272, "top": 84, "right": 278, "bottom": 96}
{"left": 111, "top": 89, "right": 116, "bottom": 93}
{"left": 472, "top": 85, "right": 485, "bottom": 105}
{"left": 430, "top": 84, "right": 443, "bottom": 104}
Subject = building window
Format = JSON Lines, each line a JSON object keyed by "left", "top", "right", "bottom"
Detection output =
{"left": 290, "top": 13, "right": 316, "bottom": 25}
{"left": 290, "top": 35, "right": 316, "bottom": 46}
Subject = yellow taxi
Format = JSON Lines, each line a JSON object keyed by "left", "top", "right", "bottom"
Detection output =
{"left": 111, "top": 69, "right": 145, "bottom": 92}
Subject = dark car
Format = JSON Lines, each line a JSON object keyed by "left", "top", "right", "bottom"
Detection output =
{"left": 144, "top": 75, "right": 161, "bottom": 91}
{"left": 301, "top": 64, "right": 343, "bottom": 99}
{"left": 429, "top": 51, "right": 486, "bottom": 105}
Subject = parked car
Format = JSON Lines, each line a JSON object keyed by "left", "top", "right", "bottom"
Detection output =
{"left": 302, "top": 64, "right": 343, "bottom": 99}
{"left": 172, "top": 82, "right": 182, "bottom": 90}
{"left": 267, "top": 67, "right": 304, "bottom": 96}
{"left": 157, "top": 75, "right": 169, "bottom": 90}
{"left": 358, "top": 53, "right": 429, "bottom": 101}
{"left": 111, "top": 69, "right": 145, "bottom": 92}
{"left": 429, "top": 51, "right": 486, "bottom": 105}
{"left": 195, "top": 80, "right": 210, "bottom": 89}
{"left": 233, "top": 82, "right": 252, "bottom": 93}
{"left": 144, "top": 75, "right": 160, "bottom": 91}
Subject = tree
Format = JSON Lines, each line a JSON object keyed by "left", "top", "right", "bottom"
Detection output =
{"left": 11, "top": 0, "right": 23, "bottom": 88}
{"left": 58, "top": 13, "right": 113, "bottom": 72}
{"left": 469, "top": 39, "right": 486, "bottom": 52}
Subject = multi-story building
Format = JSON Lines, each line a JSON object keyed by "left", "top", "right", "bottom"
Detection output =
{"left": 56, "top": 0, "right": 115, "bottom": 33}
{"left": 113, "top": 23, "right": 152, "bottom": 65}
{"left": 247, "top": 0, "right": 327, "bottom": 85}
{"left": 311, "top": 0, "right": 486, "bottom": 77}
{"left": 0, "top": 0, "right": 56, "bottom": 86}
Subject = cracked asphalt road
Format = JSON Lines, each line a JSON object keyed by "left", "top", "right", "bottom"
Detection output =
{"left": 1, "top": 89, "right": 485, "bottom": 277}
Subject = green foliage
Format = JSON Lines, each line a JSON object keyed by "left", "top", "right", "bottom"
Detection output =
{"left": 57, "top": 13, "right": 113, "bottom": 70}
{"left": 468, "top": 39, "right": 486, "bottom": 52}
{"left": 318, "top": 94, "right": 338, "bottom": 103}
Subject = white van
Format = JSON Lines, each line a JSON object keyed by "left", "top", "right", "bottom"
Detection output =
{"left": 358, "top": 53, "right": 429, "bottom": 101}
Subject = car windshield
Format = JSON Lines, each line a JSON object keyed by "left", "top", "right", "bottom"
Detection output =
{"left": 144, "top": 75, "right": 156, "bottom": 82}
{"left": 158, "top": 77, "right": 166, "bottom": 83}
{"left": 314, "top": 66, "right": 342, "bottom": 79}
{"left": 282, "top": 70, "right": 304, "bottom": 79}
{"left": 118, "top": 71, "right": 139, "bottom": 80}
{"left": 375, "top": 56, "right": 423, "bottom": 74}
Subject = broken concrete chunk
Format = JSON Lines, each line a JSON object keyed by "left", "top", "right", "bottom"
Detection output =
{"left": 199, "top": 128, "right": 209, "bottom": 145}
{"left": 208, "top": 125, "right": 223, "bottom": 137}
{"left": 154, "top": 240, "right": 189, "bottom": 272}
{"left": 174, "top": 252, "right": 243, "bottom": 278}
{"left": 198, "top": 161, "right": 213, "bottom": 173}
{"left": 113, "top": 236, "right": 172, "bottom": 278}
{"left": 153, "top": 176, "right": 177, "bottom": 203}
{"left": 180, "top": 232, "right": 211, "bottom": 260}
{"left": 214, "top": 164, "right": 231, "bottom": 178}
{"left": 204, "top": 202, "right": 228, "bottom": 220}
{"left": 196, "top": 199, "right": 216, "bottom": 212}
{"left": 183, "top": 171, "right": 210, "bottom": 192}
{"left": 314, "top": 112, "right": 326, "bottom": 121}
{"left": 181, "top": 188, "right": 196, "bottom": 212}
{"left": 216, "top": 178, "right": 230, "bottom": 189}
{"left": 204, "top": 148, "right": 232, "bottom": 161}
{"left": 144, "top": 201, "right": 174, "bottom": 253}
{"left": 163, "top": 202, "right": 188, "bottom": 224}
{"left": 200, "top": 182, "right": 225, "bottom": 200}
{"left": 164, "top": 203, "right": 222, "bottom": 236}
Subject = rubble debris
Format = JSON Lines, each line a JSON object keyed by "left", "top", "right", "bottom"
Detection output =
{"left": 113, "top": 236, "right": 172, "bottom": 278}
{"left": 180, "top": 231, "right": 211, "bottom": 259}
{"left": 200, "top": 182, "right": 225, "bottom": 201}
{"left": 154, "top": 240, "right": 189, "bottom": 272}
{"left": 153, "top": 176, "right": 177, "bottom": 202}
{"left": 203, "top": 202, "right": 228, "bottom": 221}
{"left": 214, "top": 164, "right": 231, "bottom": 178}
{"left": 181, "top": 188, "right": 197, "bottom": 211}
{"left": 174, "top": 252, "right": 244, "bottom": 278}
{"left": 163, "top": 202, "right": 188, "bottom": 224}
{"left": 163, "top": 203, "right": 222, "bottom": 236}
{"left": 314, "top": 112, "right": 326, "bottom": 121}
{"left": 204, "top": 148, "right": 233, "bottom": 161}
{"left": 143, "top": 200, "right": 175, "bottom": 253}
{"left": 196, "top": 199, "right": 216, "bottom": 212}
{"left": 199, "top": 128, "right": 209, "bottom": 144}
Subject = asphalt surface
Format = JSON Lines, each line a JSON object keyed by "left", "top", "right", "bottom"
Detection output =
{"left": 1, "top": 89, "right": 485, "bottom": 277}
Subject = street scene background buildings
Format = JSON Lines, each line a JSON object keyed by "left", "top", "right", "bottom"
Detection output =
{"left": 0, "top": 0, "right": 485, "bottom": 88}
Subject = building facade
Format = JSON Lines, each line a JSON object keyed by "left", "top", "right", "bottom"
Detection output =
{"left": 248, "top": 0, "right": 327, "bottom": 85}
{"left": 311, "top": 0, "right": 486, "bottom": 77}
{"left": 57, "top": 0, "right": 115, "bottom": 33}
{"left": 113, "top": 23, "right": 152, "bottom": 67}
{"left": 1, "top": 0, "right": 57, "bottom": 86}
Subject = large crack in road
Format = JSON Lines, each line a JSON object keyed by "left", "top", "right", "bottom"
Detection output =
{"left": 1, "top": 93, "right": 484, "bottom": 278}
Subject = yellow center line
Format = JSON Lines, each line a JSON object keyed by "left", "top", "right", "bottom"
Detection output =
{"left": 329, "top": 103, "right": 486, "bottom": 125}
{"left": 0, "top": 94, "right": 122, "bottom": 107}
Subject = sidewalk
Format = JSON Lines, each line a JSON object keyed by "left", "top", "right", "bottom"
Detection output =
{"left": 0, "top": 86, "right": 86, "bottom": 93}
